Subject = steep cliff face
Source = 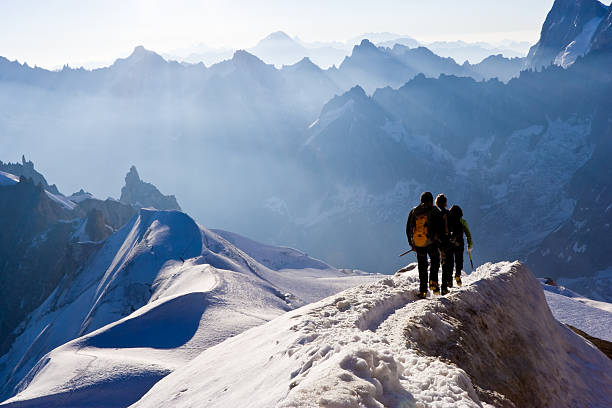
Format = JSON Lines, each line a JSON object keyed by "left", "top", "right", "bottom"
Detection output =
{"left": 0, "top": 178, "right": 78, "bottom": 356}
{"left": 120, "top": 166, "right": 181, "bottom": 211}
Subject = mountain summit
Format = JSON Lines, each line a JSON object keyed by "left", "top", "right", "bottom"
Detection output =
{"left": 526, "top": 0, "right": 609, "bottom": 68}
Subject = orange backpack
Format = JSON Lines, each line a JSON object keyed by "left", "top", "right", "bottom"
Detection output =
{"left": 412, "top": 211, "right": 430, "bottom": 247}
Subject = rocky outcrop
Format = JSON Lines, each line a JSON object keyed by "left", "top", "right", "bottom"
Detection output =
{"left": 119, "top": 166, "right": 181, "bottom": 211}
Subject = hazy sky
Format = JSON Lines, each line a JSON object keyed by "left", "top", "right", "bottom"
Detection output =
{"left": 0, "top": 0, "right": 580, "bottom": 68}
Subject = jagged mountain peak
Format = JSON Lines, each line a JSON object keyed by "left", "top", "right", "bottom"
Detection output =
{"left": 125, "top": 165, "right": 140, "bottom": 183}
{"left": 120, "top": 166, "right": 181, "bottom": 211}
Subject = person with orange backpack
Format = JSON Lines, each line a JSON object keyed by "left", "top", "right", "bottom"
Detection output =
{"left": 406, "top": 191, "right": 444, "bottom": 299}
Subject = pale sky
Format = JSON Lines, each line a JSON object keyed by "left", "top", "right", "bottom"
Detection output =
{"left": 0, "top": 0, "right": 571, "bottom": 69}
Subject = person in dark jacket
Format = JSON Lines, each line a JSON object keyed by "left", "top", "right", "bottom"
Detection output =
{"left": 447, "top": 205, "right": 473, "bottom": 286}
{"left": 435, "top": 193, "right": 453, "bottom": 295}
{"left": 406, "top": 191, "right": 444, "bottom": 298}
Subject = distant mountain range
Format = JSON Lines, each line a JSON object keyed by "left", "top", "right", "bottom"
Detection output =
{"left": 1, "top": 0, "right": 611, "bottom": 302}
{"left": 162, "top": 31, "right": 530, "bottom": 69}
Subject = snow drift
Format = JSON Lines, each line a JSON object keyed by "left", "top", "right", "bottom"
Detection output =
{"left": 131, "top": 262, "right": 612, "bottom": 408}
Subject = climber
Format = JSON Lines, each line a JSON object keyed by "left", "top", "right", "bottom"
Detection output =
{"left": 435, "top": 193, "right": 453, "bottom": 295}
{"left": 406, "top": 191, "right": 444, "bottom": 299}
{"left": 447, "top": 205, "right": 473, "bottom": 287}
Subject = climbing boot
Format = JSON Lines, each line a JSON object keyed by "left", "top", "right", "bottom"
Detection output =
{"left": 429, "top": 280, "right": 440, "bottom": 295}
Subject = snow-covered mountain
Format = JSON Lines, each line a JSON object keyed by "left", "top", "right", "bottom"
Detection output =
{"left": 526, "top": 0, "right": 610, "bottom": 68}
{"left": 0, "top": 171, "right": 380, "bottom": 406}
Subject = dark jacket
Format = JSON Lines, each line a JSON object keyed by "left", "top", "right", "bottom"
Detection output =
{"left": 448, "top": 215, "right": 473, "bottom": 250}
{"left": 406, "top": 203, "right": 444, "bottom": 248}
{"left": 437, "top": 206, "right": 451, "bottom": 248}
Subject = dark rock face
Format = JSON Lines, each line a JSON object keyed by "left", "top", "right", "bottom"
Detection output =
{"left": 85, "top": 208, "right": 111, "bottom": 242}
{"left": 119, "top": 166, "right": 181, "bottom": 211}
{"left": 526, "top": 0, "right": 609, "bottom": 69}
{"left": 74, "top": 198, "right": 137, "bottom": 231}
{"left": 0, "top": 179, "right": 77, "bottom": 355}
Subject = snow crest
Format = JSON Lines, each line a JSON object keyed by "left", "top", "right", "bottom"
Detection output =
{"left": 131, "top": 261, "right": 612, "bottom": 408}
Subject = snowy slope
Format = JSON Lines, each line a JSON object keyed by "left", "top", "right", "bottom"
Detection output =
{"left": 130, "top": 262, "right": 612, "bottom": 408}
{"left": 541, "top": 280, "right": 612, "bottom": 341}
{"left": 211, "top": 228, "right": 331, "bottom": 271}
{"left": 0, "top": 209, "right": 380, "bottom": 407}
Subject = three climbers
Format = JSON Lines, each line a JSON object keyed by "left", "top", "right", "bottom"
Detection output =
{"left": 406, "top": 191, "right": 473, "bottom": 299}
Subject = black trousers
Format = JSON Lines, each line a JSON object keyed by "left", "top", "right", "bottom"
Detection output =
{"left": 441, "top": 247, "right": 454, "bottom": 290}
{"left": 454, "top": 246, "right": 464, "bottom": 276}
{"left": 416, "top": 245, "right": 439, "bottom": 293}
{"left": 444, "top": 245, "right": 464, "bottom": 279}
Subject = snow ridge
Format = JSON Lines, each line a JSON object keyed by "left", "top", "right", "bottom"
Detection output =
{"left": 131, "top": 261, "right": 612, "bottom": 408}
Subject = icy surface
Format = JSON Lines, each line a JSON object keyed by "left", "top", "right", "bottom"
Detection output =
{"left": 130, "top": 262, "right": 612, "bottom": 408}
